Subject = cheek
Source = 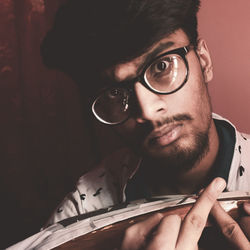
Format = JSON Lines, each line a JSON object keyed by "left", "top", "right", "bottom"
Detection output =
{"left": 114, "top": 118, "right": 153, "bottom": 148}
{"left": 189, "top": 85, "right": 212, "bottom": 132}
{"left": 169, "top": 67, "right": 212, "bottom": 128}
{"left": 166, "top": 82, "right": 208, "bottom": 117}
{"left": 114, "top": 119, "right": 138, "bottom": 140}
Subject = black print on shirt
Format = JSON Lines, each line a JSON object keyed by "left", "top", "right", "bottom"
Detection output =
{"left": 239, "top": 166, "right": 245, "bottom": 176}
{"left": 241, "top": 134, "right": 247, "bottom": 140}
{"left": 238, "top": 145, "right": 242, "bottom": 154}
{"left": 93, "top": 188, "right": 103, "bottom": 196}
{"left": 57, "top": 207, "right": 63, "bottom": 213}
{"left": 80, "top": 194, "right": 86, "bottom": 200}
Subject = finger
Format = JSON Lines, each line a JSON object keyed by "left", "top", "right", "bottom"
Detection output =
{"left": 176, "top": 177, "right": 226, "bottom": 250}
{"left": 240, "top": 201, "right": 250, "bottom": 240}
{"left": 243, "top": 201, "right": 250, "bottom": 215}
{"left": 211, "top": 201, "right": 250, "bottom": 249}
{"left": 239, "top": 216, "right": 250, "bottom": 240}
{"left": 121, "top": 213, "right": 163, "bottom": 250}
{"left": 146, "top": 215, "right": 181, "bottom": 250}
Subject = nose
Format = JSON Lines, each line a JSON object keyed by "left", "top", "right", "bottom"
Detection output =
{"left": 134, "top": 82, "right": 167, "bottom": 123}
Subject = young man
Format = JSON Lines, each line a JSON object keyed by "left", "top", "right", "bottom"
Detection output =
{"left": 41, "top": 0, "right": 250, "bottom": 248}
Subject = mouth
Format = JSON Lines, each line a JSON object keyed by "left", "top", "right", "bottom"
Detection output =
{"left": 147, "top": 123, "right": 183, "bottom": 148}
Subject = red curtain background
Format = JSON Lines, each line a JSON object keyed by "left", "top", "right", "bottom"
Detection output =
{"left": 0, "top": 0, "right": 100, "bottom": 247}
{"left": 0, "top": 0, "right": 249, "bottom": 248}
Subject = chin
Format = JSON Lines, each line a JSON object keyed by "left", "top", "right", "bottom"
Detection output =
{"left": 144, "top": 134, "right": 187, "bottom": 156}
{"left": 142, "top": 131, "right": 209, "bottom": 172}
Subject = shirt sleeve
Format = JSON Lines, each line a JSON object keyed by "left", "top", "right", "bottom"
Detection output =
{"left": 42, "top": 166, "right": 120, "bottom": 229}
{"left": 42, "top": 148, "right": 139, "bottom": 229}
{"left": 43, "top": 188, "right": 84, "bottom": 228}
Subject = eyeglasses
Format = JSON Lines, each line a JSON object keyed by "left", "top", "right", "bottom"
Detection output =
{"left": 92, "top": 45, "right": 192, "bottom": 125}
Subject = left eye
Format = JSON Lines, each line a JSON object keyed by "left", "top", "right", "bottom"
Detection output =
{"left": 108, "top": 88, "right": 122, "bottom": 98}
{"left": 149, "top": 56, "right": 173, "bottom": 76}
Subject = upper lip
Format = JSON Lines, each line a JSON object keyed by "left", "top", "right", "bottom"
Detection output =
{"left": 147, "top": 123, "right": 182, "bottom": 142}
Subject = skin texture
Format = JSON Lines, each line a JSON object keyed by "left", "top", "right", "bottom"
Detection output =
{"left": 121, "top": 177, "right": 227, "bottom": 250}
{"left": 108, "top": 29, "right": 218, "bottom": 194}
{"left": 240, "top": 202, "right": 250, "bottom": 240}
{"left": 210, "top": 201, "right": 250, "bottom": 250}
{"left": 121, "top": 179, "right": 250, "bottom": 250}
{"left": 104, "top": 30, "right": 250, "bottom": 249}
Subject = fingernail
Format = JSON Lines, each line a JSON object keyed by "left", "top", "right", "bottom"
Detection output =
{"left": 213, "top": 177, "right": 226, "bottom": 192}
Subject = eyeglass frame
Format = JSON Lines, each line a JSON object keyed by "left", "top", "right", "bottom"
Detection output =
{"left": 92, "top": 44, "right": 193, "bottom": 125}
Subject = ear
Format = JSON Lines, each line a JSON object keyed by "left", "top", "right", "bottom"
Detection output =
{"left": 196, "top": 39, "right": 213, "bottom": 83}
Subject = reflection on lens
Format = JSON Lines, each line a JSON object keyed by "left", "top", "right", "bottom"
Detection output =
{"left": 92, "top": 88, "right": 130, "bottom": 124}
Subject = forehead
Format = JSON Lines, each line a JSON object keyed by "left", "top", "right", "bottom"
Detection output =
{"left": 105, "top": 29, "right": 190, "bottom": 81}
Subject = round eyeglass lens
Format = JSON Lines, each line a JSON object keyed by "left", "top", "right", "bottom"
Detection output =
{"left": 92, "top": 87, "right": 130, "bottom": 124}
{"left": 144, "top": 54, "right": 187, "bottom": 93}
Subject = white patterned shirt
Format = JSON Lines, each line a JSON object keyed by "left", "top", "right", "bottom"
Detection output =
{"left": 45, "top": 113, "right": 250, "bottom": 227}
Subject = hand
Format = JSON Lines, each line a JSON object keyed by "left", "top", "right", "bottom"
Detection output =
{"left": 239, "top": 201, "right": 250, "bottom": 240}
{"left": 120, "top": 177, "right": 226, "bottom": 250}
{"left": 210, "top": 200, "right": 250, "bottom": 250}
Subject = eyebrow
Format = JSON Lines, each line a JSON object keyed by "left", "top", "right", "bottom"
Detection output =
{"left": 104, "top": 41, "right": 175, "bottom": 85}
{"left": 136, "top": 41, "right": 175, "bottom": 74}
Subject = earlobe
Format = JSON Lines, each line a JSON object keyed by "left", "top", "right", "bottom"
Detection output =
{"left": 196, "top": 39, "right": 213, "bottom": 82}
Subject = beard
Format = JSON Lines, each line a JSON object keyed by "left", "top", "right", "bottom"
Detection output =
{"left": 130, "top": 112, "right": 212, "bottom": 174}
{"left": 142, "top": 130, "right": 210, "bottom": 174}
{"left": 115, "top": 108, "right": 212, "bottom": 174}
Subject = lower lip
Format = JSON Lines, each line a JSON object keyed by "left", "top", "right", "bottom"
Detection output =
{"left": 152, "top": 125, "right": 182, "bottom": 147}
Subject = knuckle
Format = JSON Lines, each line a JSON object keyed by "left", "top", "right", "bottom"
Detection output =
{"left": 154, "top": 212, "right": 164, "bottom": 220}
{"left": 186, "top": 214, "right": 205, "bottom": 230}
{"left": 124, "top": 225, "right": 137, "bottom": 238}
{"left": 221, "top": 222, "right": 239, "bottom": 238}
{"left": 124, "top": 224, "right": 147, "bottom": 241}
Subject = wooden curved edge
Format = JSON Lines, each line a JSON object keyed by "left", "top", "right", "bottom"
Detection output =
{"left": 54, "top": 198, "right": 249, "bottom": 250}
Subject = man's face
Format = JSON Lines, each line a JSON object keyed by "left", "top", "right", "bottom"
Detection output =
{"left": 104, "top": 29, "right": 214, "bottom": 171}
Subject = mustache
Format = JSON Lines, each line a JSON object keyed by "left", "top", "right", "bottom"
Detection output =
{"left": 134, "top": 113, "right": 193, "bottom": 141}
{"left": 155, "top": 114, "right": 193, "bottom": 127}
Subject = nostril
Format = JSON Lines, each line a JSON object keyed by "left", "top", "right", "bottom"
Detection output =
{"left": 157, "top": 108, "right": 164, "bottom": 112}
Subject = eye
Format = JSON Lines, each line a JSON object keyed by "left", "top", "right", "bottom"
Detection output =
{"left": 108, "top": 88, "right": 122, "bottom": 98}
{"left": 155, "top": 60, "right": 169, "bottom": 72}
{"left": 149, "top": 57, "right": 173, "bottom": 76}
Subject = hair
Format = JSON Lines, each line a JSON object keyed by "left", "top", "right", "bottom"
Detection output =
{"left": 41, "top": 0, "right": 201, "bottom": 90}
